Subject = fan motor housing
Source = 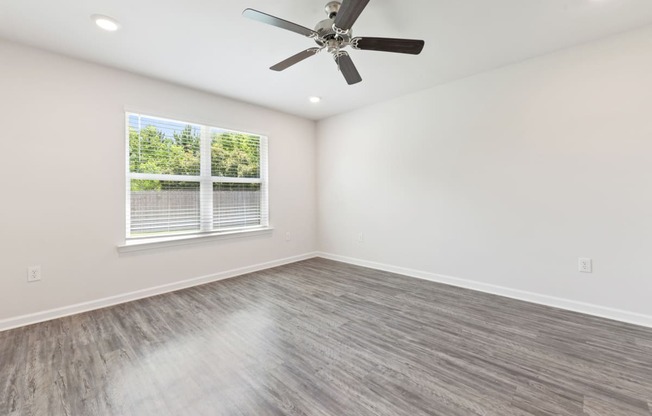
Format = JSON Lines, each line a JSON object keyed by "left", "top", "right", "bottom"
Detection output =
{"left": 314, "top": 1, "right": 352, "bottom": 48}
{"left": 314, "top": 19, "right": 335, "bottom": 39}
{"left": 314, "top": 18, "right": 351, "bottom": 47}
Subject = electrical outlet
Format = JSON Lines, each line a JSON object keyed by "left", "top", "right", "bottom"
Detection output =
{"left": 285, "top": 232, "right": 291, "bottom": 242}
{"left": 578, "top": 258, "right": 592, "bottom": 273}
{"left": 27, "top": 265, "right": 42, "bottom": 282}
{"left": 357, "top": 232, "right": 364, "bottom": 243}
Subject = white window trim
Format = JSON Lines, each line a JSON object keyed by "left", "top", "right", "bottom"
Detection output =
{"left": 123, "top": 112, "right": 269, "bottom": 246}
{"left": 117, "top": 226, "right": 274, "bottom": 254}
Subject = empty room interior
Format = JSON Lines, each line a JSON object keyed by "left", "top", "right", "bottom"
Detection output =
{"left": 2, "top": 0, "right": 652, "bottom": 415}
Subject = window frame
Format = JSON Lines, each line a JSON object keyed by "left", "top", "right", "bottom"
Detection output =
{"left": 124, "top": 112, "right": 269, "bottom": 242}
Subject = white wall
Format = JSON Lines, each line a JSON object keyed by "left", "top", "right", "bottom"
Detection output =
{"left": 0, "top": 40, "right": 317, "bottom": 323}
{"left": 4, "top": 24, "right": 652, "bottom": 328}
{"left": 317, "top": 26, "right": 652, "bottom": 319}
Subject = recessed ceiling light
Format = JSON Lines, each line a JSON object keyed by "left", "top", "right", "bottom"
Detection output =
{"left": 92, "top": 15, "right": 120, "bottom": 32}
{"left": 309, "top": 96, "right": 321, "bottom": 104}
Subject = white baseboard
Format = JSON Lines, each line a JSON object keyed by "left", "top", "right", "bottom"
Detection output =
{"left": 0, "top": 252, "right": 319, "bottom": 332}
{"left": 317, "top": 252, "right": 652, "bottom": 329}
{"left": 5, "top": 251, "right": 650, "bottom": 332}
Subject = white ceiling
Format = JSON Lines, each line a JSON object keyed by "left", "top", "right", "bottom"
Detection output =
{"left": 1, "top": 0, "right": 652, "bottom": 120}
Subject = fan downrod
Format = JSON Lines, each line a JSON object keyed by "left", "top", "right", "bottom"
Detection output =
{"left": 324, "top": 1, "right": 341, "bottom": 18}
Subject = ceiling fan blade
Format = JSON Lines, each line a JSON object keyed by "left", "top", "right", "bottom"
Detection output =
{"left": 335, "top": 52, "right": 362, "bottom": 85}
{"left": 334, "top": 0, "right": 371, "bottom": 32}
{"left": 243, "top": 8, "right": 318, "bottom": 38}
{"left": 352, "top": 37, "right": 425, "bottom": 55}
{"left": 270, "top": 48, "right": 321, "bottom": 71}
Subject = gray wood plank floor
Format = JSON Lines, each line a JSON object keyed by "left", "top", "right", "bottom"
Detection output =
{"left": 1, "top": 258, "right": 652, "bottom": 415}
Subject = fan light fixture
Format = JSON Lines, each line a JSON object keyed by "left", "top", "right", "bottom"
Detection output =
{"left": 92, "top": 15, "right": 120, "bottom": 32}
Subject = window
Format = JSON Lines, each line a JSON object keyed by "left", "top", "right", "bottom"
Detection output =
{"left": 126, "top": 113, "right": 268, "bottom": 239}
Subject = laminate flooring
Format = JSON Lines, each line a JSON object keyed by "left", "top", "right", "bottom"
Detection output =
{"left": 1, "top": 258, "right": 652, "bottom": 415}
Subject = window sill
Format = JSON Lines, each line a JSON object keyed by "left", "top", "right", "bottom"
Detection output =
{"left": 117, "top": 227, "right": 274, "bottom": 253}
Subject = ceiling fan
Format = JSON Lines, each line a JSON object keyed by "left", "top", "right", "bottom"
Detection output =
{"left": 243, "top": 0, "right": 425, "bottom": 85}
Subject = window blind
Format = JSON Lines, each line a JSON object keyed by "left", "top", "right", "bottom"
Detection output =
{"left": 126, "top": 113, "right": 268, "bottom": 239}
